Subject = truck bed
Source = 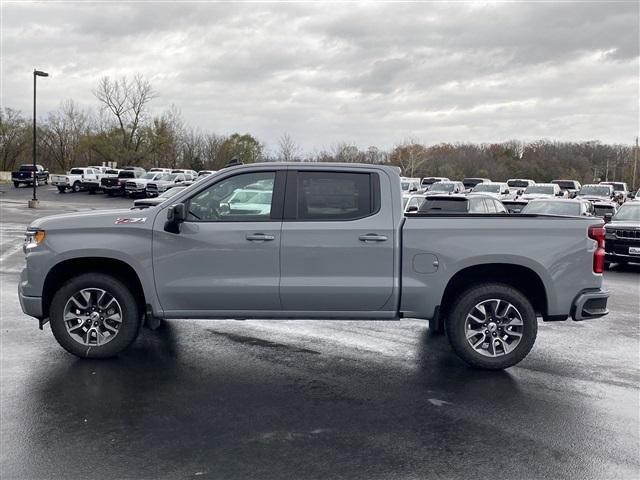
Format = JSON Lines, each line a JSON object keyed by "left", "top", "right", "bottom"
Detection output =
{"left": 400, "top": 214, "right": 602, "bottom": 319}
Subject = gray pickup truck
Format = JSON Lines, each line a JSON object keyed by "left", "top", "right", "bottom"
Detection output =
{"left": 19, "top": 163, "right": 610, "bottom": 369}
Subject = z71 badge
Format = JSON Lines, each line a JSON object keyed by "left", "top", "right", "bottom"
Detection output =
{"left": 115, "top": 217, "right": 147, "bottom": 225}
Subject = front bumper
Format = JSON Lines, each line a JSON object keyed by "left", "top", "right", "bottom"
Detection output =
{"left": 18, "top": 273, "right": 43, "bottom": 319}
{"left": 571, "top": 289, "right": 610, "bottom": 321}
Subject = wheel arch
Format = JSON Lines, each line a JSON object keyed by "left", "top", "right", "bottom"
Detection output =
{"left": 42, "top": 257, "right": 147, "bottom": 319}
{"left": 440, "top": 263, "right": 549, "bottom": 319}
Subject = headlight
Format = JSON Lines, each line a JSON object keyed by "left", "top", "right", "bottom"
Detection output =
{"left": 24, "top": 230, "right": 46, "bottom": 251}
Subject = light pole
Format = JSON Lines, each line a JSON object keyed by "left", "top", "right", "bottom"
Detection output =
{"left": 29, "top": 69, "right": 49, "bottom": 208}
{"left": 633, "top": 136, "right": 638, "bottom": 191}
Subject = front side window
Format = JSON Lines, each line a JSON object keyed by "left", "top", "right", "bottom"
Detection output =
{"left": 295, "top": 172, "right": 374, "bottom": 220}
{"left": 187, "top": 171, "right": 275, "bottom": 222}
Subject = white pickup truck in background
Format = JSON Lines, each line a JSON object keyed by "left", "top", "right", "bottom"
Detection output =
{"left": 50, "top": 167, "right": 104, "bottom": 193}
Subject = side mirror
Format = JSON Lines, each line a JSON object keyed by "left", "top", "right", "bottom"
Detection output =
{"left": 604, "top": 212, "right": 613, "bottom": 223}
{"left": 406, "top": 205, "right": 419, "bottom": 213}
{"left": 166, "top": 203, "right": 186, "bottom": 223}
{"left": 556, "top": 192, "right": 564, "bottom": 197}
{"left": 410, "top": 187, "right": 417, "bottom": 193}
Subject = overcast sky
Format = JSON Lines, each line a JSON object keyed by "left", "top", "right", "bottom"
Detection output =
{"left": 1, "top": 1, "right": 638, "bottom": 153}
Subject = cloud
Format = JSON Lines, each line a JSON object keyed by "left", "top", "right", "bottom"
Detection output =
{"left": 1, "top": 1, "right": 638, "bottom": 152}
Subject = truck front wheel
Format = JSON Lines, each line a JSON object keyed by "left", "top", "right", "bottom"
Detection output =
{"left": 445, "top": 283, "right": 537, "bottom": 370}
{"left": 72, "top": 181, "right": 81, "bottom": 193}
{"left": 57, "top": 186, "right": 66, "bottom": 193}
{"left": 13, "top": 181, "right": 20, "bottom": 188}
{"left": 49, "top": 273, "right": 141, "bottom": 359}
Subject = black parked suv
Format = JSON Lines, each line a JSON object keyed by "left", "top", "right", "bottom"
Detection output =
{"left": 604, "top": 202, "right": 640, "bottom": 265}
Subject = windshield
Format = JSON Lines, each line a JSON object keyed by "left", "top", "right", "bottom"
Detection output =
{"left": 507, "top": 180, "right": 530, "bottom": 188}
{"left": 594, "top": 205, "right": 615, "bottom": 217}
{"left": 463, "top": 178, "right": 484, "bottom": 188}
{"left": 159, "top": 174, "right": 180, "bottom": 181}
{"left": 405, "top": 196, "right": 425, "bottom": 211}
{"left": 473, "top": 184, "right": 501, "bottom": 193}
{"left": 522, "top": 201, "right": 580, "bottom": 216}
{"left": 430, "top": 183, "right": 456, "bottom": 192}
{"left": 140, "top": 173, "right": 159, "bottom": 180}
{"left": 19, "top": 165, "right": 36, "bottom": 171}
{"left": 613, "top": 204, "right": 640, "bottom": 222}
{"left": 601, "top": 182, "right": 625, "bottom": 191}
{"left": 105, "top": 169, "right": 119, "bottom": 175}
{"left": 419, "top": 198, "right": 468, "bottom": 213}
{"left": 118, "top": 171, "right": 135, "bottom": 179}
{"left": 552, "top": 181, "right": 577, "bottom": 189}
{"left": 503, "top": 202, "right": 528, "bottom": 213}
{"left": 578, "top": 186, "right": 611, "bottom": 196}
{"left": 525, "top": 185, "right": 554, "bottom": 195}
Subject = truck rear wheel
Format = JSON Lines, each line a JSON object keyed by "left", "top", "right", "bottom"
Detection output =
{"left": 57, "top": 186, "right": 66, "bottom": 193}
{"left": 445, "top": 283, "right": 537, "bottom": 370}
{"left": 49, "top": 273, "right": 141, "bottom": 359}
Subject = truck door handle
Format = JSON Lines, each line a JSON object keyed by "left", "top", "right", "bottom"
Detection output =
{"left": 358, "top": 234, "right": 388, "bottom": 243}
{"left": 246, "top": 233, "right": 275, "bottom": 242}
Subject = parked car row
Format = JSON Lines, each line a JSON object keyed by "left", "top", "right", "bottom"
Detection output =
{"left": 403, "top": 176, "right": 636, "bottom": 215}
{"left": 19, "top": 165, "right": 215, "bottom": 197}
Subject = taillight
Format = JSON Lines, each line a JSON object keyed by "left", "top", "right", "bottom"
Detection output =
{"left": 588, "top": 225, "right": 606, "bottom": 273}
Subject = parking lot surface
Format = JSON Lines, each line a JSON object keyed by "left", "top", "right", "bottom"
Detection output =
{"left": 1, "top": 185, "right": 639, "bottom": 479}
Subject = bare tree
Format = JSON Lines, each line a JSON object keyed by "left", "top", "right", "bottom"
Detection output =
{"left": 389, "top": 138, "right": 428, "bottom": 177}
{"left": 278, "top": 132, "right": 301, "bottom": 161}
{"left": 93, "top": 74, "right": 156, "bottom": 159}
{"left": 41, "top": 100, "right": 91, "bottom": 171}
{"left": 0, "top": 108, "right": 29, "bottom": 171}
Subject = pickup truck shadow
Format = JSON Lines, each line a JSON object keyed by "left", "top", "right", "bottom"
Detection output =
{"left": 415, "top": 328, "right": 521, "bottom": 398}
{"left": 17, "top": 322, "right": 523, "bottom": 479}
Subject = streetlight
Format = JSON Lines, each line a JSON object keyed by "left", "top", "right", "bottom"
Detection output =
{"left": 29, "top": 69, "right": 49, "bottom": 208}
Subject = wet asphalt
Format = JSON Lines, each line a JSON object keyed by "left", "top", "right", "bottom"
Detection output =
{"left": 1, "top": 185, "right": 639, "bottom": 479}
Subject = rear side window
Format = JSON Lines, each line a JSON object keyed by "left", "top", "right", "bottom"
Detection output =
{"left": 493, "top": 200, "right": 507, "bottom": 213}
{"left": 483, "top": 198, "right": 497, "bottom": 213}
{"left": 293, "top": 172, "right": 377, "bottom": 221}
{"left": 419, "top": 198, "right": 468, "bottom": 213}
{"left": 469, "top": 198, "right": 486, "bottom": 213}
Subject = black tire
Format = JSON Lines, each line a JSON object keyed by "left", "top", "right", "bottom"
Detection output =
{"left": 445, "top": 283, "right": 537, "bottom": 370}
{"left": 13, "top": 181, "right": 20, "bottom": 188}
{"left": 72, "top": 181, "right": 81, "bottom": 193}
{"left": 49, "top": 273, "right": 141, "bottom": 359}
{"left": 57, "top": 186, "right": 66, "bottom": 193}
{"left": 107, "top": 191, "right": 114, "bottom": 197}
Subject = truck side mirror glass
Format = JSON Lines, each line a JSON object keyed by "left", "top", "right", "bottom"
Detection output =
{"left": 604, "top": 213, "right": 613, "bottom": 223}
{"left": 406, "top": 205, "right": 418, "bottom": 213}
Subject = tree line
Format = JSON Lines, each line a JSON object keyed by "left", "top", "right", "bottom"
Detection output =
{"left": 0, "top": 74, "right": 637, "bottom": 187}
